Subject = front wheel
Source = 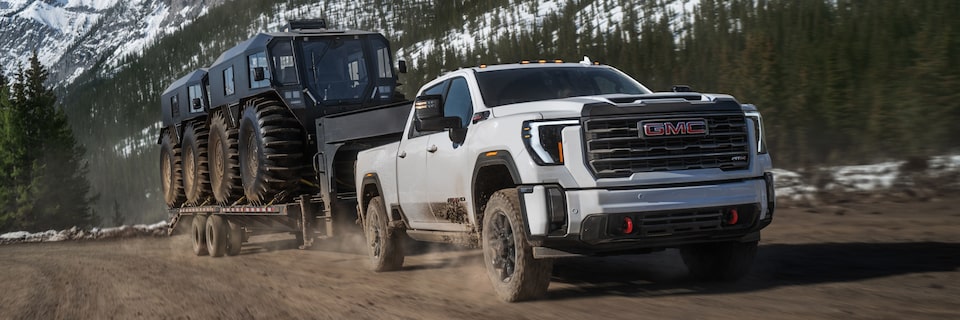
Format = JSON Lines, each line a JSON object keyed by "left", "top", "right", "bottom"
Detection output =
{"left": 364, "top": 196, "right": 405, "bottom": 272}
{"left": 482, "top": 188, "right": 553, "bottom": 302}
{"left": 680, "top": 240, "right": 758, "bottom": 281}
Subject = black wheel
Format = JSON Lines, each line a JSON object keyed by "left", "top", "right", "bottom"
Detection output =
{"left": 482, "top": 188, "right": 553, "bottom": 302}
{"left": 182, "top": 121, "right": 210, "bottom": 205}
{"left": 191, "top": 214, "right": 208, "bottom": 256}
{"left": 364, "top": 196, "right": 405, "bottom": 272}
{"left": 208, "top": 110, "right": 242, "bottom": 205}
{"left": 238, "top": 98, "right": 305, "bottom": 205}
{"left": 680, "top": 240, "right": 758, "bottom": 281}
{"left": 206, "top": 215, "right": 228, "bottom": 257}
{"left": 160, "top": 130, "right": 185, "bottom": 208}
{"left": 226, "top": 219, "right": 243, "bottom": 256}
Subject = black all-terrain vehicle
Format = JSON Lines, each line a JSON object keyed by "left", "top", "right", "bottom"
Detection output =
{"left": 160, "top": 20, "right": 411, "bottom": 256}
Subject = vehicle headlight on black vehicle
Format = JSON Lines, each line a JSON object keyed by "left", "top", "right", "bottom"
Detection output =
{"left": 522, "top": 120, "right": 579, "bottom": 165}
{"left": 744, "top": 111, "right": 767, "bottom": 154}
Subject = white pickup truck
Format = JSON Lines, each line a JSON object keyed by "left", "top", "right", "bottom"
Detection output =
{"left": 355, "top": 61, "right": 775, "bottom": 301}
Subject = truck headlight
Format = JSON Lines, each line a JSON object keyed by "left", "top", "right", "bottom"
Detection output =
{"left": 522, "top": 120, "right": 578, "bottom": 165}
{"left": 744, "top": 111, "right": 767, "bottom": 154}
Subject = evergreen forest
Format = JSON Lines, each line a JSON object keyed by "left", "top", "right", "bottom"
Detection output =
{"left": 46, "top": 0, "right": 960, "bottom": 225}
{"left": 0, "top": 54, "right": 99, "bottom": 232}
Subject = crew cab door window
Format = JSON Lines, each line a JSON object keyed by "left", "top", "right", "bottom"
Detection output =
{"left": 443, "top": 77, "right": 473, "bottom": 128}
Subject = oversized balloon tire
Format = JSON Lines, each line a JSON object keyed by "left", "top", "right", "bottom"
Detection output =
{"left": 238, "top": 98, "right": 305, "bottom": 205}
{"left": 182, "top": 121, "right": 210, "bottom": 205}
{"left": 208, "top": 110, "right": 242, "bottom": 205}
{"left": 160, "top": 131, "right": 185, "bottom": 208}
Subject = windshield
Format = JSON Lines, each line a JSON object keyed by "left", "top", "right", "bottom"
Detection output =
{"left": 475, "top": 67, "right": 651, "bottom": 107}
{"left": 299, "top": 38, "right": 369, "bottom": 105}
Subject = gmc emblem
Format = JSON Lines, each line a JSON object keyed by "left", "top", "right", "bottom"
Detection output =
{"left": 639, "top": 119, "right": 709, "bottom": 138}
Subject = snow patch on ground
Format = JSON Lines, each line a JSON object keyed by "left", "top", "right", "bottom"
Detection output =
{"left": 0, "top": 221, "right": 169, "bottom": 245}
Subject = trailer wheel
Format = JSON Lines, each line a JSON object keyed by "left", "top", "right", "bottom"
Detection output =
{"left": 364, "top": 196, "right": 404, "bottom": 272}
{"left": 208, "top": 110, "right": 242, "bottom": 205}
{"left": 206, "top": 215, "right": 228, "bottom": 257}
{"left": 182, "top": 121, "right": 210, "bottom": 205}
{"left": 191, "top": 214, "right": 208, "bottom": 256}
{"left": 160, "top": 131, "right": 185, "bottom": 208}
{"left": 680, "top": 240, "right": 758, "bottom": 281}
{"left": 226, "top": 219, "right": 243, "bottom": 256}
{"left": 482, "top": 188, "right": 553, "bottom": 302}
{"left": 239, "top": 98, "right": 304, "bottom": 205}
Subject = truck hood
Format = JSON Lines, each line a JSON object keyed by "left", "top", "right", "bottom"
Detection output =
{"left": 489, "top": 96, "right": 614, "bottom": 120}
{"left": 488, "top": 93, "right": 745, "bottom": 120}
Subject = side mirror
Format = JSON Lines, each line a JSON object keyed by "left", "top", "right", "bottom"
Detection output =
{"left": 191, "top": 98, "right": 202, "bottom": 108}
{"left": 672, "top": 85, "right": 693, "bottom": 92}
{"left": 413, "top": 94, "right": 460, "bottom": 132}
{"left": 253, "top": 67, "right": 266, "bottom": 81}
{"left": 398, "top": 60, "right": 408, "bottom": 74}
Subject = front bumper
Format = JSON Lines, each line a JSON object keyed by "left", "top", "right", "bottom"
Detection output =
{"left": 519, "top": 173, "right": 775, "bottom": 256}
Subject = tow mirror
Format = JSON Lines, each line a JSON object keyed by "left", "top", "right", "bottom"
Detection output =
{"left": 398, "top": 60, "right": 408, "bottom": 74}
{"left": 253, "top": 67, "right": 266, "bottom": 81}
{"left": 414, "top": 94, "right": 460, "bottom": 132}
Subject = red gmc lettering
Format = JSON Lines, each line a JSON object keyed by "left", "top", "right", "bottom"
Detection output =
{"left": 642, "top": 120, "right": 707, "bottom": 137}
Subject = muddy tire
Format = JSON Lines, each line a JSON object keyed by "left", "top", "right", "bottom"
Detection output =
{"left": 482, "top": 188, "right": 553, "bottom": 302}
{"left": 191, "top": 214, "right": 208, "bottom": 256}
{"left": 680, "top": 240, "right": 758, "bottom": 281}
{"left": 205, "top": 215, "right": 228, "bottom": 258}
{"left": 238, "top": 98, "right": 304, "bottom": 205}
{"left": 208, "top": 110, "right": 242, "bottom": 205}
{"left": 364, "top": 197, "right": 405, "bottom": 272}
{"left": 226, "top": 219, "right": 243, "bottom": 256}
{"left": 182, "top": 121, "right": 210, "bottom": 205}
{"left": 160, "top": 131, "right": 185, "bottom": 208}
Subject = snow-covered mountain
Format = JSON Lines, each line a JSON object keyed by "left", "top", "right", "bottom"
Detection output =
{"left": 0, "top": 0, "right": 224, "bottom": 85}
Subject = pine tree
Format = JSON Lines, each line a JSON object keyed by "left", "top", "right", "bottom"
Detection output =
{"left": 0, "top": 53, "right": 99, "bottom": 232}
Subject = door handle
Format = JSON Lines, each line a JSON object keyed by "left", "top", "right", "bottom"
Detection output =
{"left": 398, "top": 151, "right": 407, "bottom": 158}
{"left": 427, "top": 145, "right": 438, "bottom": 153}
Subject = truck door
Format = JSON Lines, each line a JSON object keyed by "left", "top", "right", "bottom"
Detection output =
{"left": 424, "top": 76, "right": 477, "bottom": 231}
{"left": 396, "top": 81, "right": 448, "bottom": 228}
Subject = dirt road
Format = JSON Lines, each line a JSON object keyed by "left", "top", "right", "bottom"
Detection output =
{"left": 2, "top": 195, "right": 958, "bottom": 320}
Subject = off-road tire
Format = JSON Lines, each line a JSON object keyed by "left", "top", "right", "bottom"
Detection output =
{"left": 364, "top": 197, "right": 405, "bottom": 272}
{"left": 680, "top": 240, "right": 758, "bottom": 281}
{"left": 238, "top": 98, "right": 305, "bottom": 205}
{"left": 208, "top": 110, "right": 242, "bottom": 205}
{"left": 482, "top": 188, "right": 553, "bottom": 302}
{"left": 226, "top": 219, "right": 243, "bottom": 256}
{"left": 205, "top": 215, "right": 228, "bottom": 258}
{"left": 191, "top": 214, "right": 208, "bottom": 256}
{"left": 160, "top": 131, "right": 185, "bottom": 208}
{"left": 182, "top": 121, "right": 210, "bottom": 205}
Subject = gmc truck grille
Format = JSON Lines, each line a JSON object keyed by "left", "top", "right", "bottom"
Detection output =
{"left": 582, "top": 112, "right": 749, "bottom": 178}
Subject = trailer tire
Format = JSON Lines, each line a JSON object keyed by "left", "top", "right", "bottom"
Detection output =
{"left": 161, "top": 131, "right": 185, "bottom": 208}
{"left": 206, "top": 215, "right": 228, "bottom": 258}
{"left": 226, "top": 219, "right": 243, "bottom": 256}
{"left": 364, "top": 196, "right": 404, "bottom": 272}
{"left": 182, "top": 121, "right": 210, "bottom": 205}
{"left": 239, "top": 98, "right": 304, "bottom": 205}
{"left": 191, "top": 214, "right": 208, "bottom": 256}
{"left": 680, "top": 240, "right": 758, "bottom": 281}
{"left": 482, "top": 188, "right": 553, "bottom": 302}
{"left": 209, "top": 110, "right": 242, "bottom": 205}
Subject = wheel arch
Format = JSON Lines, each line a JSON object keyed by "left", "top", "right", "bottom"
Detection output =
{"left": 471, "top": 150, "right": 521, "bottom": 228}
{"left": 358, "top": 173, "right": 387, "bottom": 226}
